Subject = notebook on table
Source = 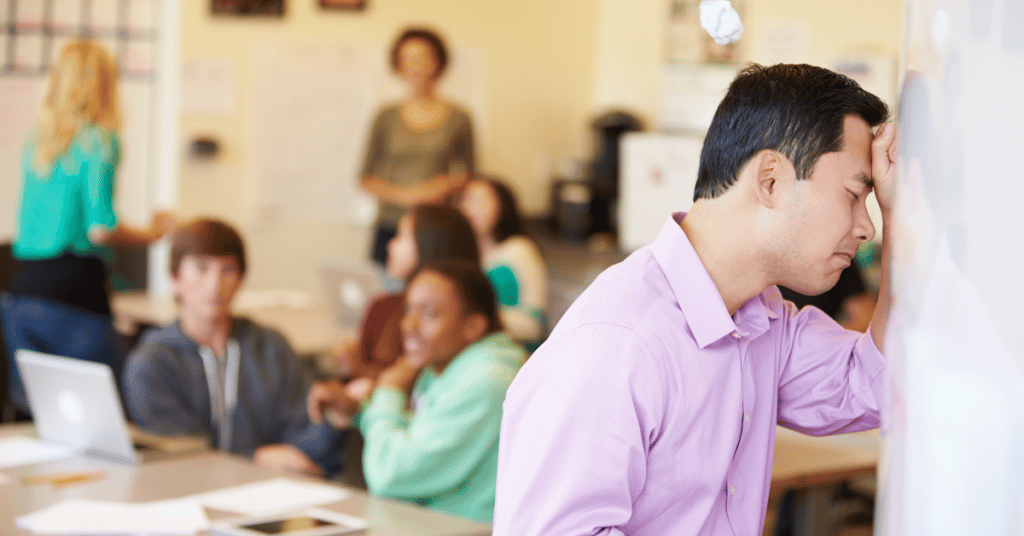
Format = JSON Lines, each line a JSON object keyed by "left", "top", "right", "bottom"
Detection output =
{"left": 16, "top": 349, "right": 208, "bottom": 464}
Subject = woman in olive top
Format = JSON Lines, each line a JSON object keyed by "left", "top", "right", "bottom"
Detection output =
{"left": 2, "top": 41, "right": 173, "bottom": 415}
{"left": 310, "top": 261, "right": 524, "bottom": 523}
{"left": 359, "top": 27, "right": 475, "bottom": 269}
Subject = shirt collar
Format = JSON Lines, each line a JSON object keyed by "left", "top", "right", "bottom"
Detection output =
{"left": 650, "top": 213, "right": 777, "bottom": 348}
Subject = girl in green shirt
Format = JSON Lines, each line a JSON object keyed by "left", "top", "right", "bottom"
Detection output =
{"left": 2, "top": 41, "right": 173, "bottom": 415}
{"left": 310, "top": 261, "right": 525, "bottom": 523}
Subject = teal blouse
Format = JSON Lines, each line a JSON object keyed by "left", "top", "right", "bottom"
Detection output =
{"left": 355, "top": 332, "right": 525, "bottom": 523}
{"left": 14, "top": 126, "right": 120, "bottom": 261}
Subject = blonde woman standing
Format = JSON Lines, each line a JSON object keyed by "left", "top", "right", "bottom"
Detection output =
{"left": 2, "top": 41, "right": 173, "bottom": 415}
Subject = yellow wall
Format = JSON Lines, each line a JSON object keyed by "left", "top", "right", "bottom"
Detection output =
{"left": 179, "top": 0, "right": 903, "bottom": 292}
{"left": 179, "top": 0, "right": 601, "bottom": 291}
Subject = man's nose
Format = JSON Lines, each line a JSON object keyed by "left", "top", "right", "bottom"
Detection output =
{"left": 854, "top": 203, "right": 876, "bottom": 243}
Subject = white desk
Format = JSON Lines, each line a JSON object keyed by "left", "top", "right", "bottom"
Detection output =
{"left": 111, "top": 290, "right": 355, "bottom": 358}
{"left": 0, "top": 429, "right": 490, "bottom": 535}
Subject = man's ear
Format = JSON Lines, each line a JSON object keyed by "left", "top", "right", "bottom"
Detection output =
{"left": 754, "top": 150, "right": 785, "bottom": 209}
{"left": 462, "top": 312, "right": 489, "bottom": 343}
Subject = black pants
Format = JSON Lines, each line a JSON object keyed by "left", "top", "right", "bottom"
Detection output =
{"left": 369, "top": 224, "right": 398, "bottom": 267}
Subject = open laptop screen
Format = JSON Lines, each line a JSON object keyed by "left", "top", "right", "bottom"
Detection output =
{"left": 15, "top": 349, "right": 139, "bottom": 464}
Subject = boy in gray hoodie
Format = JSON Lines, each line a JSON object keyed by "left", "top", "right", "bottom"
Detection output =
{"left": 122, "top": 218, "right": 343, "bottom": 477}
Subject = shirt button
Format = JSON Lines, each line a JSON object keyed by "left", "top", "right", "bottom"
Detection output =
{"left": 731, "top": 332, "right": 742, "bottom": 339}
{"left": 744, "top": 414, "right": 750, "bottom": 423}
{"left": 729, "top": 486, "right": 736, "bottom": 495}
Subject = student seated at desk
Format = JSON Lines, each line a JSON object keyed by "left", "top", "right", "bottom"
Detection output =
{"left": 457, "top": 175, "right": 548, "bottom": 351}
{"left": 309, "top": 261, "right": 525, "bottom": 523}
{"left": 333, "top": 204, "right": 479, "bottom": 382}
{"left": 122, "top": 219, "right": 343, "bottom": 477}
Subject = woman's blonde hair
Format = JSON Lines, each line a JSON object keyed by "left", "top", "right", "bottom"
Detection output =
{"left": 33, "top": 40, "right": 121, "bottom": 170}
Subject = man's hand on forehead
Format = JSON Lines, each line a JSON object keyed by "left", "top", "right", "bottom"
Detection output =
{"left": 871, "top": 123, "right": 897, "bottom": 212}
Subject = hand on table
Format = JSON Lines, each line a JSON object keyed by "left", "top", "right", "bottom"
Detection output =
{"left": 252, "top": 443, "right": 323, "bottom": 478}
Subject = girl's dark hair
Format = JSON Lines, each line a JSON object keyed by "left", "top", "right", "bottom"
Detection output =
{"left": 410, "top": 204, "right": 480, "bottom": 272}
{"left": 474, "top": 175, "right": 524, "bottom": 243}
{"left": 170, "top": 218, "right": 246, "bottom": 276}
{"left": 694, "top": 63, "right": 889, "bottom": 200}
{"left": 390, "top": 27, "right": 449, "bottom": 79}
{"left": 414, "top": 260, "right": 502, "bottom": 334}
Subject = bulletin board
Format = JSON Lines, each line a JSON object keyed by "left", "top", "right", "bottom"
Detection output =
{"left": 0, "top": 0, "right": 160, "bottom": 240}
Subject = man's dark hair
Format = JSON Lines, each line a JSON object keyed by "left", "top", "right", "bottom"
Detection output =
{"left": 390, "top": 27, "right": 449, "bottom": 79}
{"left": 474, "top": 175, "right": 524, "bottom": 243}
{"left": 410, "top": 204, "right": 480, "bottom": 272}
{"left": 170, "top": 218, "right": 246, "bottom": 276}
{"left": 694, "top": 63, "right": 890, "bottom": 201}
{"left": 414, "top": 260, "right": 502, "bottom": 334}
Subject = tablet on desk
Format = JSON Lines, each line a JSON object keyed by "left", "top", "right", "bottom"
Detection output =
{"left": 211, "top": 508, "right": 367, "bottom": 536}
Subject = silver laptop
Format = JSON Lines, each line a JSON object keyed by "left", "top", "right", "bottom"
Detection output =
{"left": 321, "top": 258, "right": 384, "bottom": 326}
{"left": 16, "top": 350, "right": 206, "bottom": 464}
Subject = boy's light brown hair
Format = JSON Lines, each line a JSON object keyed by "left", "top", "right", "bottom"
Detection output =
{"left": 170, "top": 218, "right": 246, "bottom": 277}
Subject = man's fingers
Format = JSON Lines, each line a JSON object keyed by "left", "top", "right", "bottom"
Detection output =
{"left": 871, "top": 122, "right": 896, "bottom": 181}
{"left": 874, "top": 123, "right": 895, "bottom": 156}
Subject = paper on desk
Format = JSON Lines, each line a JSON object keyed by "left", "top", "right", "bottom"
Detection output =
{"left": 196, "top": 477, "right": 351, "bottom": 516}
{"left": 16, "top": 497, "right": 209, "bottom": 535}
{"left": 0, "top": 436, "right": 74, "bottom": 469}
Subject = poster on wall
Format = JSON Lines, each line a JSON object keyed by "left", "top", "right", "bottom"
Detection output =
{"left": 211, "top": 0, "right": 284, "bottom": 16}
{"left": 664, "top": 0, "right": 743, "bottom": 64}
{"left": 319, "top": 0, "right": 366, "bottom": 10}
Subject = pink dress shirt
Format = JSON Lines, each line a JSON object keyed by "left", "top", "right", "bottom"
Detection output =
{"left": 494, "top": 213, "right": 884, "bottom": 535}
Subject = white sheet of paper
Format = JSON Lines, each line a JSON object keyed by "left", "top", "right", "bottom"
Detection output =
{"left": 196, "top": 477, "right": 351, "bottom": 516}
{"left": 0, "top": 436, "right": 74, "bottom": 469}
{"left": 16, "top": 497, "right": 209, "bottom": 535}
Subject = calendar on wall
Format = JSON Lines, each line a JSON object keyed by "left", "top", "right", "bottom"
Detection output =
{"left": 1, "top": 0, "right": 158, "bottom": 79}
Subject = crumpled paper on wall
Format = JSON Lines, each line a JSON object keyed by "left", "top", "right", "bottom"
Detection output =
{"left": 700, "top": 0, "right": 743, "bottom": 45}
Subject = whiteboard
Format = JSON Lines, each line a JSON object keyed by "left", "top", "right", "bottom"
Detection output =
{"left": 249, "top": 41, "right": 489, "bottom": 228}
{"left": 879, "top": 0, "right": 1024, "bottom": 534}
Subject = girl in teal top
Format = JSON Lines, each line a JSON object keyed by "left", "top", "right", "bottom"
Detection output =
{"left": 310, "top": 261, "right": 525, "bottom": 523}
{"left": 458, "top": 176, "right": 549, "bottom": 351}
{"left": 2, "top": 41, "right": 174, "bottom": 415}
{"left": 15, "top": 125, "right": 121, "bottom": 261}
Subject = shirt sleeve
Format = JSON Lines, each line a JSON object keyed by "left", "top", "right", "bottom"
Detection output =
{"left": 357, "top": 361, "right": 508, "bottom": 500}
{"left": 360, "top": 108, "right": 389, "bottom": 179}
{"left": 82, "top": 131, "right": 119, "bottom": 233}
{"left": 448, "top": 109, "right": 475, "bottom": 175}
{"left": 122, "top": 343, "right": 210, "bottom": 439}
{"left": 261, "top": 329, "right": 346, "bottom": 476}
{"left": 775, "top": 301, "right": 886, "bottom": 436}
{"left": 494, "top": 324, "right": 662, "bottom": 536}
